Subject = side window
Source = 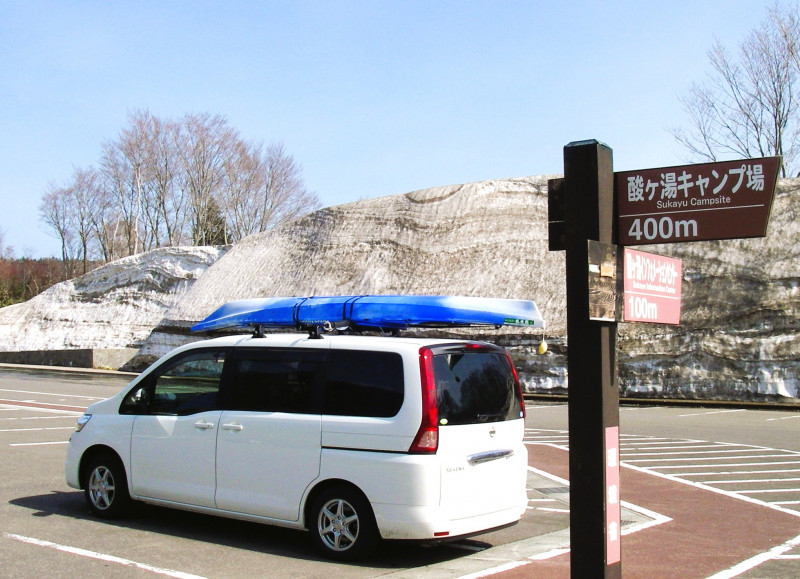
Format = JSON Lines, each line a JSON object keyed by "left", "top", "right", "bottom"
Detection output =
{"left": 323, "top": 350, "right": 404, "bottom": 418}
{"left": 228, "top": 349, "right": 323, "bottom": 413}
{"left": 120, "top": 350, "right": 227, "bottom": 415}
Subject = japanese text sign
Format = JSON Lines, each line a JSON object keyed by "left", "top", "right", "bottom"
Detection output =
{"left": 623, "top": 248, "right": 682, "bottom": 324}
{"left": 616, "top": 156, "right": 780, "bottom": 245}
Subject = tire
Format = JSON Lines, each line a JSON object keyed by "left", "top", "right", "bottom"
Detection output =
{"left": 309, "top": 485, "right": 379, "bottom": 561}
{"left": 84, "top": 452, "right": 131, "bottom": 519}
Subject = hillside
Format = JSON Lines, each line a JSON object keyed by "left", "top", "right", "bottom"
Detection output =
{"left": 0, "top": 175, "right": 797, "bottom": 402}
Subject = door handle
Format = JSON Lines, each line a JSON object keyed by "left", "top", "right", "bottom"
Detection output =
{"left": 467, "top": 449, "right": 514, "bottom": 465}
{"left": 222, "top": 423, "right": 244, "bottom": 431}
{"left": 194, "top": 420, "right": 215, "bottom": 430}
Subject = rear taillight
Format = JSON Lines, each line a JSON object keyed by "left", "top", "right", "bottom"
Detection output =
{"left": 506, "top": 351, "right": 526, "bottom": 419}
{"left": 409, "top": 347, "right": 439, "bottom": 454}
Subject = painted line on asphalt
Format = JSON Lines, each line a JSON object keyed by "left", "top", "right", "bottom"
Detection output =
{"left": 766, "top": 414, "right": 800, "bottom": 422}
{"left": 677, "top": 409, "right": 746, "bottom": 417}
{"left": 623, "top": 448, "right": 769, "bottom": 457}
{"left": 622, "top": 461, "right": 800, "bottom": 518}
{"left": 653, "top": 460, "right": 800, "bottom": 470}
{"left": 0, "top": 415, "right": 78, "bottom": 421}
{"left": 0, "top": 388, "right": 102, "bottom": 400}
{"left": 736, "top": 487, "right": 800, "bottom": 495}
{"left": 9, "top": 441, "right": 69, "bottom": 447}
{"left": 0, "top": 426, "right": 74, "bottom": 433}
{"left": 0, "top": 400, "right": 85, "bottom": 413}
{"left": 705, "top": 533, "right": 800, "bottom": 579}
{"left": 3, "top": 533, "right": 208, "bottom": 579}
{"left": 622, "top": 443, "right": 729, "bottom": 450}
{"left": 456, "top": 559, "right": 533, "bottom": 578}
{"left": 624, "top": 454, "right": 797, "bottom": 464}
{"left": 703, "top": 477, "right": 800, "bottom": 485}
{"left": 679, "top": 468, "right": 800, "bottom": 477}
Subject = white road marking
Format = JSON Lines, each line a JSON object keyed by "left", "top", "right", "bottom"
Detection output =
{"left": 703, "top": 477, "right": 800, "bottom": 485}
{"left": 0, "top": 388, "right": 102, "bottom": 400}
{"left": 623, "top": 448, "right": 769, "bottom": 457}
{"left": 9, "top": 441, "right": 69, "bottom": 447}
{"left": 456, "top": 559, "right": 534, "bottom": 578}
{"left": 677, "top": 409, "right": 746, "bottom": 418}
{"left": 0, "top": 415, "right": 77, "bottom": 421}
{"left": 676, "top": 468, "right": 800, "bottom": 477}
{"left": 0, "top": 402, "right": 83, "bottom": 415}
{"left": 767, "top": 414, "right": 800, "bottom": 422}
{"left": 3, "top": 533, "right": 208, "bottom": 579}
{"left": 657, "top": 460, "right": 800, "bottom": 470}
{"left": 0, "top": 426, "right": 74, "bottom": 433}
{"left": 705, "top": 533, "right": 800, "bottom": 579}
{"left": 625, "top": 454, "right": 796, "bottom": 464}
{"left": 736, "top": 488, "right": 800, "bottom": 495}
{"left": 622, "top": 461, "right": 800, "bottom": 518}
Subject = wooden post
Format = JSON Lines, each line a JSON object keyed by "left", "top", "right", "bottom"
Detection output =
{"left": 562, "top": 140, "right": 621, "bottom": 577}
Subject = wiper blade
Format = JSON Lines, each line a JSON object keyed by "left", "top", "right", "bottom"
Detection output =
{"left": 477, "top": 413, "right": 503, "bottom": 422}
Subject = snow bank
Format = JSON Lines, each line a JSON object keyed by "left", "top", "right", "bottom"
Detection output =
{"left": 0, "top": 246, "right": 226, "bottom": 351}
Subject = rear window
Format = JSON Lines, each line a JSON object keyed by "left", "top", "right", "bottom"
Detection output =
{"left": 433, "top": 351, "right": 522, "bottom": 425}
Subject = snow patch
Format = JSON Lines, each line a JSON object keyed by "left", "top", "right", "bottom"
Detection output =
{"left": 0, "top": 246, "right": 226, "bottom": 351}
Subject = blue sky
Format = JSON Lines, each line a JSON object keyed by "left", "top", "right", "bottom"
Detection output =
{"left": 0, "top": 0, "right": 776, "bottom": 257}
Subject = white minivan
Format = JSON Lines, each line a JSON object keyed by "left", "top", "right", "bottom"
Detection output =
{"left": 66, "top": 332, "right": 529, "bottom": 560}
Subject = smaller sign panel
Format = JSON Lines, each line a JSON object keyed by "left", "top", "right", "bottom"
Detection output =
{"left": 588, "top": 241, "right": 620, "bottom": 322}
{"left": 616, "top": 156, "right": 780, "bottom": 245}
{"left": 623, "top": 248, "right": 682, "bottom": 324}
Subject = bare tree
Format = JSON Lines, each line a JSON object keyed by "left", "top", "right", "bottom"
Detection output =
{"left": 0, "top": 227, "right": 13, "bottom": 260}
{"left": 176, "top": 113, "right": 238, "bottom": 245}
{"left": 672, "top": 4, "right": 800, "bottom": 177}
{"left": 219, "top": 138, "right": 264, "bottom": 243}
{"left": 219, "top": 141, "right": 320, "bottom": 242}
{"left": 41, "top": 110, "right": 318, "bottom": 264}
{"left": 146, "top": 114, "right": 186, "bottom": 247}
{"left": 260, "top": 143, "right": 320, "bottom": 232}
{"left": 39, "top": 183, "right": 78, "bottom": 276}
{"left": 100, "top": 128, "right": 146, "bottom": 255}
{"left": 68, "top": 167, "right": 103, "bottom": 274}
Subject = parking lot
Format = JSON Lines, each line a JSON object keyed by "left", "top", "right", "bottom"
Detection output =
{"left": 2, "top": 367, "right": 800, "bottom": 578}
{"left": 0, "top": 368, "right": 578, "bottom": 578}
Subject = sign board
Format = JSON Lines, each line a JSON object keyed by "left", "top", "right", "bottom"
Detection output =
{"left": 587, "top": 240, "right": 620, "bottom": 322}
{"left": 623, "top": 248, "right": 682, "bottom": 324}
{"left": 616, "top": 156, "right": 780, "bottom": 245}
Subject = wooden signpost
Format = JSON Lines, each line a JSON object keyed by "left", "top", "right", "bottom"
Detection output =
{"left": 548, "top": 143, "right": 780, "bottom": 577}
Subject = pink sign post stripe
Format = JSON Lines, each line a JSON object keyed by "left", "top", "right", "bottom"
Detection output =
{"left": 606, "top": 426, "right": 621, "bottom": 565}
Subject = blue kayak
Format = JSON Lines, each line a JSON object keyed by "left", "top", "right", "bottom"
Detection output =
{"left": 191, "top": 295, "right": 545, "bottom": 333}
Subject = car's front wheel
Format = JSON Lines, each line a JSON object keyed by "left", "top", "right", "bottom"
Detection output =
{"left": 84, "top": 452, "right": 131, "bottom": 519}
{"left": 309, "top": 485, "right": 379, "bottom": 560}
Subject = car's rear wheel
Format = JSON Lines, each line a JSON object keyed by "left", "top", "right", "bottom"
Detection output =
{"left": 84, "top": 452, "right": 131, "bottom": 519}
{"left": 310, "top": 485, "right": 379, "bottom": 560}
